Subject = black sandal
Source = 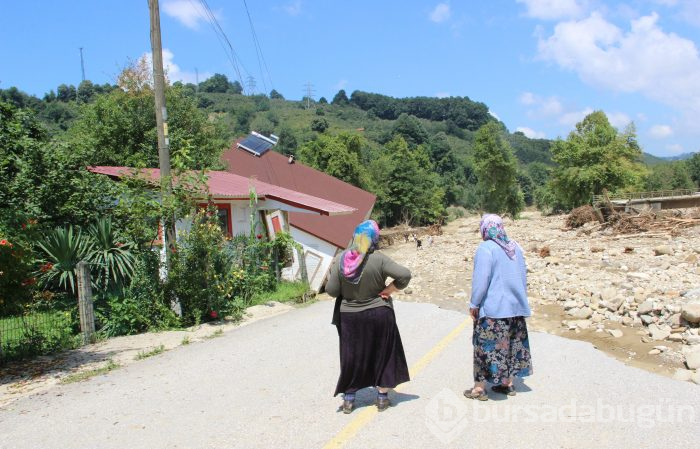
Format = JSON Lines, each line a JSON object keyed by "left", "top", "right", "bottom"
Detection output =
{"left": 491, "top": 384, "right": 516, "bottom": 396}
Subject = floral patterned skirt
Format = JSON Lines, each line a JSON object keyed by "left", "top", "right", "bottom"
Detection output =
{"left": 472, "top": 316, "right": 532, "bottom": 385}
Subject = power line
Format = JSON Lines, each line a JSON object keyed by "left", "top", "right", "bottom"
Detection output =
{"left": 190, "top": 0, "right": 249, "bottom": 92}
{"left": 242, "top": 0, "right": 273, "bottom": 93}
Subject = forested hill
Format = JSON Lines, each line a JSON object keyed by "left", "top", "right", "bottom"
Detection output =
{"left": 2, "top": 75, "right": 697, "bottom": 226}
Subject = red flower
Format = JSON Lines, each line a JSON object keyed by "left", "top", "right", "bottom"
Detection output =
{"left": 21, "top": 224, "right": 27, "bottom": 230}
{"left": 21, "top": 277, "right": 37, "bottom": 287}
{"left": 256, "top": 234, "right": 263, "bottom": 240}
{"left": 0, "top": 239, "right": 11, "bottom": 247}
{"left": 210, "top": 310, "right": 218, "bottom": 319}
{"left": 40, "top": 262, "right": 53, "bottom": 273}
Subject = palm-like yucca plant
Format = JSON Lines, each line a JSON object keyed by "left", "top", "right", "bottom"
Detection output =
{"left": 88, "top": 218, "right": 135, "bottom": 291}
{"left": 36, "top": 226, "right": 93, "bottom": 294}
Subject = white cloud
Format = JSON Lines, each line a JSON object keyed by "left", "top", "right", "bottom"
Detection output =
{"left": 559, "top": 107, "right": 594, "bottom": 126}
{"left": 519, "top": 92, "right": 537, "bottom": 105}
{"left": 436, "top": 92, "right": 450, "bottom": 98}
{"left": 519, "top": 92, "right": 563, "bottom": 117}
{"left": 163, "top": 0, "right": 212, "bottom": 29}
{"left": 666, "top": 143, "right": 684, "bottom": 154}
{"left": 537, "top": 13, "right": 700, "bottom": 121}
{"left": 489, "top": 110, "right": 501, "bottom": 120}
{"left": 606, "top": 111, "right": 631, "bottom": 128}
{"left": 284, "top": 0, "right": 302, "bottom": 16}
{"left": 335, "top": 79, "right": 348, "bottom": 90}
{"left": 653, "top": 0, "right": 700, "bottom": 26}
{"left": 649, "top": 124, "right": 674, "bottom": 138}
{"left": 516, "top": 0, "right": 585, "bottom": 20}
{"left": 429, "top": 3, "right": 451, "bottom": 23}
{"left": 142, "top": 49, "right": 206, "bottom": 85}
{"left": 516, "top": 126, "right": 546, "bottom": 138}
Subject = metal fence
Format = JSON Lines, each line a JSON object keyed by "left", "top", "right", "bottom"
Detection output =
{"left": 0, "top": 309, "right": 79, "bottom": 363}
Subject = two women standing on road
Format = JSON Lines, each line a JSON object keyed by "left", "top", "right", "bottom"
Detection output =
{"left": 326, "top": 220, "right": 412, "bottom": 414}
{"left": 464, "top": 213, "right": 533, "bottom": 400}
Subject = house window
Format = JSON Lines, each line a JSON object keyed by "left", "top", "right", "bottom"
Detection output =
{"left": 198, "top": 203, "right": 232, "bottom": 236}
{"left": 217, "top": 207, "right": 231, "bottom": 235}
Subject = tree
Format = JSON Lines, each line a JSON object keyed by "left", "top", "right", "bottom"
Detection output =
{"left": 644, "top": 163, "right": 694, "bottom": 191}
{"left": 392, "top": 113, "right": 429, "bottom": 147}
{"left": 56, "top": 84, "right": 77, "bottom": 102}
{"left": 0, "top": 101, "right": 116, "bottom": 231}
{"left": 318, "top": 97, "right": 328, "bottom": 104}
{"left": 269, "top": 89, "right": 284, "bottom": 100}
{"left": 310, "top": 117, "right": 329, "bottom": 133}
{"left": 199, "top": 73, "right": 231, "bottom": 93}
{"left": 332, "top": 89, "right": 349, "bottom": 105}
{"left": 687, "top": 153, "right": 700, "bottom": 187}
{"left": 372, "top": 137, "right": 445, "bottom": 226}
{"left": 67, "top": 65, "right": 226, "bottom": 170}
{"left": 297, "top": 133, "right": 368, "bottom": 187}
{"left": 77, "top": 80, "right": 96, "bottom": 103}
{"left": 472, "top": 122, "right": 524, "bottom": 217}
{"left": 229, "top": 80, "right": 243, "bottom": 95}
{"left": 549, "top": 111, "right": 644, "bottom": 209}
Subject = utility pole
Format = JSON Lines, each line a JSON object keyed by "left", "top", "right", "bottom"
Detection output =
{"left": 303, "top": 82, "right": 315, "bottom": 110}
{"left": 79, "top": 47, "right": 86, "bottom": 82}
{"left": 148, "top": 0, "right": 180, "bottom": 314}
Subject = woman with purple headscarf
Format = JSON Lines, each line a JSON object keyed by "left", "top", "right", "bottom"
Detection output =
{"left": 464, "top": 214, "right": 533, "bottom": 401}
{"left": 326, "top": 220, "right": 412, "bottom": 414}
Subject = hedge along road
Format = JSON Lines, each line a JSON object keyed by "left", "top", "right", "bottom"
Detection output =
{"left": 0, "top": 300, "right": 698, "bottom": 449}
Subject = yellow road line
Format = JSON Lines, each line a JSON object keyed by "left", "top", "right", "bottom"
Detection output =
{"left": 322, "top": 319, "right": 470, "bottom": 449}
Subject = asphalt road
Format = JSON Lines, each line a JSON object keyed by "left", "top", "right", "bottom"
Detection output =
{"left": 1, "top": 301, "right": 698, "bottom": 449}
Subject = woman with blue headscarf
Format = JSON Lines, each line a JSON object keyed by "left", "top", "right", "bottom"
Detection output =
{"left": 464, "top": 214, "right": 533, "bottom": 401}
{"left": 326, "top": 220, "right": 412, "bottom": 414}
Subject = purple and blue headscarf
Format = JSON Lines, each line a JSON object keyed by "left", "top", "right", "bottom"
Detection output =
{"left": 340, "top": 220, "right": 380, "bottom": 283}
{"left": 479, "top": 214, "right": 517, "bottom": 260}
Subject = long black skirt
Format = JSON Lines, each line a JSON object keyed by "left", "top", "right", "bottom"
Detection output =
{"left": 334, "top": 306, "right": 410, "bottom": 396}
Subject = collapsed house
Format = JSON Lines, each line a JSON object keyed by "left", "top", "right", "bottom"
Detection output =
{"left": 222, "top": 132, "right": 376, "bottom": 292}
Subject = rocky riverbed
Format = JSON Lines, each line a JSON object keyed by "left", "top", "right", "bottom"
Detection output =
{"left": 382, "top": 210, "right": 700, "bottom": 385}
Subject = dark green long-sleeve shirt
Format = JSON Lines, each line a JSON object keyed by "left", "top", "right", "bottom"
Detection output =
{"left": 326, "top": 251, "right": 412, "bottom": 313}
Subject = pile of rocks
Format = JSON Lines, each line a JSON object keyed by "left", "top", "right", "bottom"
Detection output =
{"left": 523, "top": 214, "right": 700, "bottom": 384}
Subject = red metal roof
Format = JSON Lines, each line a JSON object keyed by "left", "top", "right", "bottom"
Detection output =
{"left": 87, "top": 166, "right": 356, "bottom": 216}
{"left": 221, "top": 145, "right": 376, "bottom": 249}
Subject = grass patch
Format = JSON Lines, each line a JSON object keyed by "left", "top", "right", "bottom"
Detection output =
{"left": 204, "top": 329, "right": 224, "bottom": 339}
{"left": 250, "top": 281, "right": 310, "bottom": 306}
{"left": 134, "top": 344, "right": 166, "bottom": 360}
{"left": 181, "top": 336, "right": 191, "bottom": 345}
{"left": 61, "top": 359, "right": 120, "bottom": 384}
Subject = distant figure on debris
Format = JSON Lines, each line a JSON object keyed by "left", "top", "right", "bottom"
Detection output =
{"left": 327, "top": 220, "right": 412, "bottom": 414}
{"left": 415, "top": 235, "right": 422, "bottom": 249}
{"left": 464, "top": 214, "right": 532, "bottom": 401}
{"left": 427, "top": 235, "right": 433, "bottom": 247}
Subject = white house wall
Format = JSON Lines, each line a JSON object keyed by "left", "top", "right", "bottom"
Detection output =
{"left": 288, "top": 226, "right": 340, "bottom": 292}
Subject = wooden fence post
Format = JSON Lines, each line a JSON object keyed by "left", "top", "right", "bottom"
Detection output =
{"left": 76, "top": 261, "right": 96, "bottom": 345}
{"left": 295, "top": 246, "right": 309, "bottom": 285}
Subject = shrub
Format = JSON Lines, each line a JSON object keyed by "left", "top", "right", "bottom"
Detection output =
{"left": 98, "top": 250, "right": 177, "bottom": 337}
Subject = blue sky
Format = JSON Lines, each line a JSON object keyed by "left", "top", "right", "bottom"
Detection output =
{"left": 2, "top": 0, "right": 699, "bottom": 157}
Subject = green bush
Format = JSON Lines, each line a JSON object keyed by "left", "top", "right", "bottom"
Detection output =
{"left": 98, "top": 250, "right": 177, "bottom": 337}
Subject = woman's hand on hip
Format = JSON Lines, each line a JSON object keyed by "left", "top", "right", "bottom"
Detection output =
{"left": 379, "top": 282, "right": 398, "bottom": 300}
{"left": 470, "top": 307, "right": 479, "bottom": 321}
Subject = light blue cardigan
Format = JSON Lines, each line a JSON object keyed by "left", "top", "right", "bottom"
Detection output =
{"left": 469, "top": 239, "right": 531, "bottom": 320}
